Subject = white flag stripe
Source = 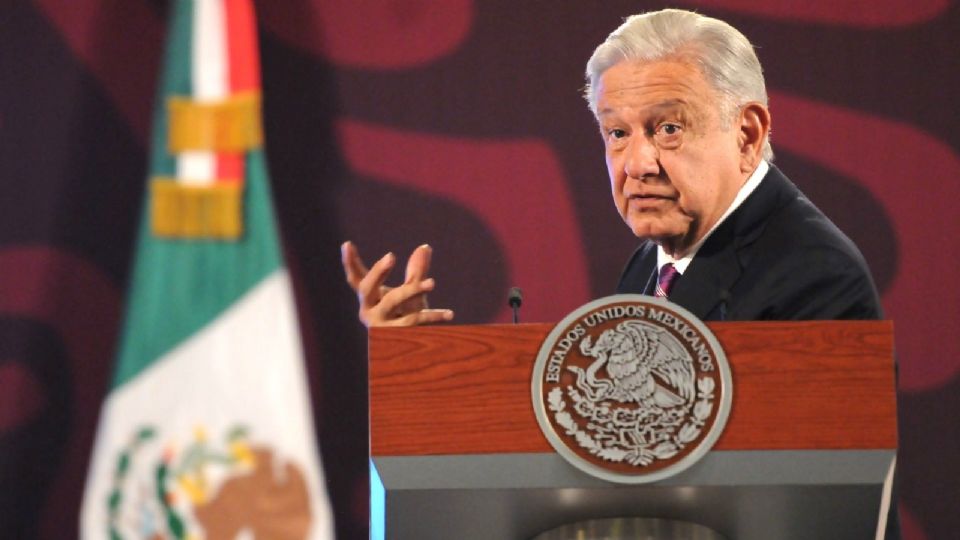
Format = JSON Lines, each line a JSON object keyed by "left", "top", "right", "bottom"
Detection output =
{"left": 177, "top": 0, "right": 228, "bottom": 185}
{"left": 177, "top": 150, "right": 216, "bottom": 184}
{"left": 81, "top": 270, "right": 334, "bottom": 538}
{"left": 193, "top": 0, "right": 227, "bottom": 101}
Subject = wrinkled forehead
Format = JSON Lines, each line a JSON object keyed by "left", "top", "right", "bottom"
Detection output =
{"left": 594, "top": 60, "right": 718, "bottom": 119}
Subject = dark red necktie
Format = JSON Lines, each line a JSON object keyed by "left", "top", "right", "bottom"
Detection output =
{"left": 655, "top": 263, "right": 680, "bottom": 298}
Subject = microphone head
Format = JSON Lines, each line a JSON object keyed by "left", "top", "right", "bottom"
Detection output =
{"left": 507, "top": 287, "right": 523, "bottom": 308}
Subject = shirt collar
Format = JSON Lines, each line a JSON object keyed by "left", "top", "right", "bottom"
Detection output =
{"left": 657, "top": 160, "right": 769, "bottom": 274}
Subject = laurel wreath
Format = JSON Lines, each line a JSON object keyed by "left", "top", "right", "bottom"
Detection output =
{"left": 107, "top": 426, "right": 157, "bottom": 540}
{"left": 548, "top": 377, "right": 715, "bottom": 466}
{"left": 105, "top": 425, "right": 252, "bottom": 540}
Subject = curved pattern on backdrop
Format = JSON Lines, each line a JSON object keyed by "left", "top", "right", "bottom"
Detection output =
{"left": 259, "top": 0, "right": 475, "bottom": 69}
{"left": 0, "top": 247, "right": 119, "bottom": 539}
{"left": 772, "top": 91, "right": 960, "bottom": 392}
{"left": 681, "top": 0, "right": 949, "bottom": 26}
{"left": 0, "top": 364, "right": 46, "bottom": 432}
{"left": 338, "top": 119, "right": 591, "bottom": 322}
{"left": 34, "top": 0, "right": 163, "bottom": 140}
{"left": 3, "top": 2, "right": 959, "bottom": 538}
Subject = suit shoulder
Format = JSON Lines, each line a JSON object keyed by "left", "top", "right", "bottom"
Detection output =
{"left": 732, "top": 177, "right": 883, "bottom": 319}
{"left": 761, "top": 189, "right": 870, "bottom": 267}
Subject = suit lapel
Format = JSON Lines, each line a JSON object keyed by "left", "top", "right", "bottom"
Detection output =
{"left": 617, "top": 241, "right": 659, "bottom": 295}
{"left": 641, "top": 252, "right": 658, "bottom": 295}
{"left": 668, "top": 166, "right": 796, "bottom": 320}
{"left": 669, "top": 225, "right": 741, "bottom": 319}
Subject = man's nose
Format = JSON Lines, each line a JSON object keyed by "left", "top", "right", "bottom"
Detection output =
{"left": 624, "top": 136, "right": 660, "bottom": 179}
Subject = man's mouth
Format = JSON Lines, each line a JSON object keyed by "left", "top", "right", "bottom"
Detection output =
{"left": 628, "top": 193, "right": 676, "bottom": 208}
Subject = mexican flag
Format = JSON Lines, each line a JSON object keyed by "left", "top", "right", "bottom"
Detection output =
{"left": 81, "top": 1, "right": 333, "bottom": 538}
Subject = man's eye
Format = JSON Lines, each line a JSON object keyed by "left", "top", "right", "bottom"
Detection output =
{"left": 653, "top": 123, "right": 683, "bottom": 148}
{"left": 609, "top": 128, "right": 627, "bottom": 139}
{"left": 655, "top": 123, "right": 682, "bottom": 136}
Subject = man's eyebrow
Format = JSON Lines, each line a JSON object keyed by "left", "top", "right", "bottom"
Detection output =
{"left": 648, "top": 99, "right": 688, "bottom": 114}
{"left": 597, "top": 99, "right": 689, "bottom": 118}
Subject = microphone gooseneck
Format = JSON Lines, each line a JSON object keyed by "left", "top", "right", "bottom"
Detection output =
{"left": 507, "top": 287, "right": 523, "bottom": 324}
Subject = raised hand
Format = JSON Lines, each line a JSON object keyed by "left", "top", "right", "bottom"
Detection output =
{"left": 341, "top": 241, "right": 455, "bottom": 327}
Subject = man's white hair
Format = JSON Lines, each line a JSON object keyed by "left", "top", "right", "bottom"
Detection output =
{"left": 585, "top": 9, "right": 773, "bottom": 160}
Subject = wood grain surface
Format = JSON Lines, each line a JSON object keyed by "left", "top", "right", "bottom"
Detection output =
{"left": 369, "top": 321, "right": 896, "bottom": 456}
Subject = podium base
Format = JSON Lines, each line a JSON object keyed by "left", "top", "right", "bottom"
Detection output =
{"left": 372, "top": 450, "right": 894, "bottom": 539}
{"left": 532, "top": 518, "right": 727, "bottom": 540}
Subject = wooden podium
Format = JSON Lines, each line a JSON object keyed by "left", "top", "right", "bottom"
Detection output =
{"left": 369, "top": 321, "right": 897, "bottom": 539}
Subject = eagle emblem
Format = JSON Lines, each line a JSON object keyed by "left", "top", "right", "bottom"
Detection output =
{"left": 574, "top": 320, "right": 695, "bottom": 408}
{"left": 532, "top": 296, "right": 732, "bottom": 484}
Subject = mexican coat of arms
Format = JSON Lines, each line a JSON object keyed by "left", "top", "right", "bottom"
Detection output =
{"left": 532, "top": 295, "right": 732, "bottom": 483}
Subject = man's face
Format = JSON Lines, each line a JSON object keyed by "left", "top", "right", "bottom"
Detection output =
{"left": 596, "top": 59, "right": 747, "bottom": 256}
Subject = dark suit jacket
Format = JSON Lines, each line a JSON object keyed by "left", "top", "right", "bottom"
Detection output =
{"left": 616, "top": 165, "right": 883, "bottom": 321}
{"left": 616, "top": 166, "right": 897, "bottom": 537}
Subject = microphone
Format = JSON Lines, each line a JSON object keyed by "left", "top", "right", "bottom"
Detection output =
{"left": 718, "top": 290, "right": 731, "bottom": 321}
{"left": 507, "top": 287, "right": 523, "bottom": 324}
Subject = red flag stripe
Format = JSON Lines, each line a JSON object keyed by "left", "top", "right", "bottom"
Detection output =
{"left": 225, "top": 0, "right": 259, "bottom": 91}
{"left": 215, "top": 0, "right": 257, "bottom": 184}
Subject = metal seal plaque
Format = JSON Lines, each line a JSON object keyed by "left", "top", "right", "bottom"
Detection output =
{"left": 531, "top": 295, "right": 733, "bottom": 484}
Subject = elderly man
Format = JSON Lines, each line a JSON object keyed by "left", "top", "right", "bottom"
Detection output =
{"left": 343, "top": 9, "right": 896, "bottom": 536}
{"left": 342, "top": 8, "right": 881, "bottom": 326}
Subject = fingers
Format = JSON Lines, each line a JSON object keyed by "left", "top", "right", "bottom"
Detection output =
{"left": 341, "top": 241, "right": 370, "bottom": 291}
{"left": 361, "top": 278, "right": 452, "bottom": 327}
{"left": 404, "top": 244, "right": 433, "bottom": 284}
{"left": 356, "top": 252, "right": 396, "bottom": 310}
{"left": 387, "top": 308, "right": 455, "bottom": 327}
{"left": 378, "top": 277, "right": 435, "bottom": 317}
{"left": 344, "top": 241, "right": 450, "bottom": 327}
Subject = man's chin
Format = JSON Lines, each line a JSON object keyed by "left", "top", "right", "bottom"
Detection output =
{"left": 627, "top": 221, "right": 688, "bottom": 243}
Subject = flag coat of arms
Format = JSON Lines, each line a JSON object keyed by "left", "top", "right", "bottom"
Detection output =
{"left": 82, "top": 1, "right": 333, "bottom": 538}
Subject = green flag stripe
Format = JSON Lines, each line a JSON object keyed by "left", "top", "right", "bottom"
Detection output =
{"left": 115, "top": 154, "right": 281, "bottom": 389}
{"left": 112, "top": 1, "right": 282, "bottom": 389}
{"left": 149, "top": 0, "right": 191, "bottom": 179}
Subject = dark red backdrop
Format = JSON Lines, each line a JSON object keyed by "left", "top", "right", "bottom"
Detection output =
{"left": 1, "top": 1, "right": 958, "bottom": 538}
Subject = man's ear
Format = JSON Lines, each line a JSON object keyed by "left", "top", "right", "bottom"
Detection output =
{"left": 737, "top": 102, "right": 771, "bottom": 173}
